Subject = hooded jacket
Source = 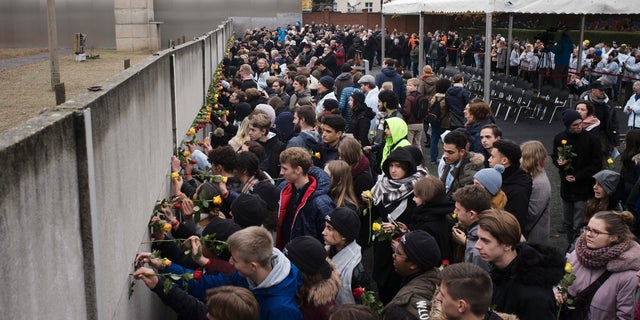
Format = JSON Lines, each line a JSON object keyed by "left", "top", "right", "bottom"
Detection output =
{"left": 277, "top": 166, "right": 336, "bottom": 248}
{"left": 165, "top": 248, "right": 303, "bottom": 320}
{"left": 298, "top": 265, "right": 342, "bottom": 320}
{"left": 259, "top": 131, "right": 286, "bottom": 179}
{"left": 350, "top": 104, "right": 376, "bottom": 147}
{"left": 383, "top": 268, "right": 440, "bottom": 319}
{"left": 445, "top": 85, "right": 471, "bottom": 129}
{"left": 286, "top": 129, "right": 323, "bottom": 151}
{"left": 334, "top": 72, "right": 353, "bottom": 98}
{"left": 375, "top": 67, "right": 406, "bottom": 107}
{"left": 410, "top": 194, "right": 455, "bottom": 262}
{"left": 381, "top": 117, "right": 411, "bottom": 169}
{"left": 501, "top": 164, "right": 533, "bottom": 233}
{"left": 567, "top": 240, "right": 640, "bottom": 320}
{"left": 491, "top": 243, "right": 565, "bottom": 320}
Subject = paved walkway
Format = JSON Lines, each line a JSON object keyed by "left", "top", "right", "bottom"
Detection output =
{"left": 0, "top": 49, "right": 72, "bottom": 72}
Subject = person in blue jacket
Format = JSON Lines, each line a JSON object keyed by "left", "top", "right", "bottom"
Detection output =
{"left": 158, "top": 226, "right": 303, "bottom": 320}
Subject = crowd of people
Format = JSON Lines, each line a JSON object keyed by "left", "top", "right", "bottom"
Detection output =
{"left": 130, "top": 24, "right": 640, "bottom": 320}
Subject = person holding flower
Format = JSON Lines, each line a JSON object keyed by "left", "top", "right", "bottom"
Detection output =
{"left": 362, "top": 147, "right": 426, "bottom": 304}
{"left": 322, "top": 207, "right": 369, "bottom": 305}
{"left": 552, "top": 109, "right": 602, "bottom": 246}
{"left": 560, "top": 211, "right": 640, "bottom": 320}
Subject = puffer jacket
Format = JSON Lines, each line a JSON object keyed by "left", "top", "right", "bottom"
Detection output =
{"left": 567, "top": 239, "right": 640, "bottom": 320}
{"left": 277, "top": 166, "right": 336, "bottom": 248}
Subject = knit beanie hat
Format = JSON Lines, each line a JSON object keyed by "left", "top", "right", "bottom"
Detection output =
{"left": 400, "top": 230, "right": 441, "bottom": 271}
{"left": 473, "top": 164, "right": 505, "bottom": 196}
{"left": 492, "top": 140, "right": 522, "bottom": 167}
{"left": 235, "top": 102, "right": 252, "bottom": 121}
{"left": 255, "top": 104, "right": 276, "bottom": 125}
{"left": 325, "top": 207, "right": 360, "bottom": 243}
{"left": 284, "top": 236, "right": 333, "bottom": 279}
{"left": 562, "top": 109, "right": 582, "bottom": 128}
{"left": 593, "top": 170, "right": 621, "bottom": 196}
{"left": 319, "top": 76, "right": 335, "bottom": 90}
{"left": 230, "top": 193, "right": 268, "bottom": 228}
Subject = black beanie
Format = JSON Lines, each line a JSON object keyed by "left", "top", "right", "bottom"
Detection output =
{"left": 284, "top": 236, "right": 332, "bottom": 279}
{"left": 230, "top": 193, "right": 268, "bottom": 228}
{"left": 562, "top": 109, "right": 582, "bottom": 128}
{"left": 400, "top": 230, "right": 441, "bottom": 271}
{"left": 202, "top": 217, "right": 241, "bottom": 261}
{"left": 325, "top": 207, "right": 360, "bottom": 243}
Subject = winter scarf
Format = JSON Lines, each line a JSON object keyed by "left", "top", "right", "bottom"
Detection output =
{"left": 371, "top": 170, "right": 423, "bottom": 220}
{"left": 575, "top": 233, "right": 631, "bottom": 269}
{"left": 241, "top": 175, "right": 260, "bottom": 194}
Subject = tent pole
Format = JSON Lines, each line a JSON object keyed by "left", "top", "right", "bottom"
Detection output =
{"left": 484, "top": 12, "right": 492, "bottom": 103}
{"left": 505, "top": 13, "right": 513, "bottom": 76}
{"left": 577, "top": 14, "right": 585, "bottom": 76}
{"left": 419, "top": 12, "right": 424, "bottom": 76}
{"left": 381, "top": 2, "right": 386, "bottom": 67}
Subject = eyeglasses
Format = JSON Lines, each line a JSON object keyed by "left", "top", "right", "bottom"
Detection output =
{"left": 582, "top": 226, "right": 611, "bottom": 236}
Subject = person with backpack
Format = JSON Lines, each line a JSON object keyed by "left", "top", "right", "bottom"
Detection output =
{"left": 427, "top": 78, "right": 452, "bottom": 164}
{"left": 402, "top": 78, "right": 426, "bottom": 150}
{"left": 445, "top": 74, "right": 471, "bottom": 130}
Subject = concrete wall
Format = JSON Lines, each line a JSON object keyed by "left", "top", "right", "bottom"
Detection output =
{"left": 0, "top": 20, "right": 232, "bottom": 320}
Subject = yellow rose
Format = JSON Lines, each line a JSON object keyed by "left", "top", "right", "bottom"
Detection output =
{"left": 183, "top": 150, "right": 191, "bottom": 158}
{"left": 212, "top": 195, "right": 222, "bottom": 206}
{"left": 607, "top": 158, "right": 614, "bottom": 165}
{"left": 162, "top": 258, "right": 172, "bottom": 267}
{"left": 187, "top": 127, "right": 196, "bottom": 136}
{"left": 561, "top": 139, "right": 567, "bottom": 145}
{"left": 314, "top": 152, "right": 321, "bottom": 159}
{"left": 171, "top": 172, "right": 180, "bottom": 180}
{"left": 452, "top": 213, "right": 458, "bottom": 219}
{"left": 162, "top": 223, "right": 172, "bottom": 232}
{"left": 564, "top": 262, "right": 572, "bottom": 273}
{"left": 364, "top": 190, "right": 372, "bottom": 199}
{"left": 225, "top": 110, "right": 230, "bottom": 116}
{"left": 372, "top": 222, "right": 381, "bottom": 232}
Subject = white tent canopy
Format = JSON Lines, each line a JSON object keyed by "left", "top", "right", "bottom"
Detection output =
{"left": 383, "top": 0, "right": 639, "bottom": 102}
{"left": 383, "top": 0, "right": 636, "bottom": 15}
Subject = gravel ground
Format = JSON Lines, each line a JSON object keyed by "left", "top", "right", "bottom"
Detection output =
{"left": 0, "top": 49, "right": 149, "bottom": 133}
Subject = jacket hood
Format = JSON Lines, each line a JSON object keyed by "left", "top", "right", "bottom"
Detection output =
{"left": 413, "top": 194, "right": 454, "bottom": 222}
{"left": 308, "top": 166, "right": 332, "bottom": 196}
{"left": 381, "top": 67, "right": 397, "bottom": 77}
{"left": 383, "top": 147, "right": 417, "bottom": 177}
{"left": 250, "top": 248, "right": 294, "bottom": 290}
{"left": 355, "top": 106, "right": 376, "bottom": 120}
{"left": 448, "top": 85, "right": 466, "bottom": 95}
{"left": 302, "top": 263, "right": 342, "bottom": 306}
{"left": 336, "top": 72, "right": 352, "bottom": 81}
{"left": 501, "top": 165, "right": 531, "bottom": 190}
{"left": 385, "top": 117, "right": 409, "bottom": 147}
{"left": 466, "top": 151, "right": 486, "bottom": 170}
{"left": 508, "top": 243, "right": 565, "bottom": 288}
{"left": 300, "top": 130, "right": 323, "bottom": 150}
{"left": 607, "top": 241, "right": 640, "bottom": 272}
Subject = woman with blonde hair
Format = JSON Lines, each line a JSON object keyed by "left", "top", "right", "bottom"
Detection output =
{"left": 325, "top": 160, "right": 360, "bottom": 212}
{"left": 253, "top": 57, "right": 270, "bottom": 90}
{"left": 520, "top": 140, "right": 551, "bottom": 245}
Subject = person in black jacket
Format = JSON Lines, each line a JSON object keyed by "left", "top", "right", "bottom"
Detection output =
{"left": 487, "top": 139, "right": 532, "bottom": 233}
{"left": 445, "top": 74, "right": 470, "bottom": 130}
{"left": 248, "top": 113, "right": 285, "bottom": 179}
{"left": 348, "top": 91, "right": 376, "bottom": 147}
{"left": 410, "top": 175, "right": 454, "bottom": 262}
{"left": 551, "top": 109, "right": 602, "bottom": 245}
{"left": 475, "top": 209, "right": 565, "bottom": 320}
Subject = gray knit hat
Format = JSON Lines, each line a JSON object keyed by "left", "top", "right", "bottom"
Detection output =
{"left": 593, "top": 170, "right": 621, "bottom": 196}
{"left": 474, "top": 165, "right": 505, "bottom": 196}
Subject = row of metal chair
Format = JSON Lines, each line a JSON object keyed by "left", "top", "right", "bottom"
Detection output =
{"left": 436, "top": 67, "right": 572, "bottom": 124}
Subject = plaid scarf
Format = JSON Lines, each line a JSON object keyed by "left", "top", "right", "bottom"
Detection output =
{"left": 575, "top": 233, "right": 631, "bottom": 269}
{"left": 371, "top": 170, "right": 425, "bottom": 220}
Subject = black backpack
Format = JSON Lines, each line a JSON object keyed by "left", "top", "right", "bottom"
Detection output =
{"left": 412, "top": 93, "right": 430, "bottom": 121}
{"left": 426, "top": 96, "right": 445, "bottom": 126}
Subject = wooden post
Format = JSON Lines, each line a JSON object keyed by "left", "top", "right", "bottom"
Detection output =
{"left": 54, "top": 83, "right": 66, "bottom": 105}
{"left": 46, "top": 0, "right": 61, "bottom": 90}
